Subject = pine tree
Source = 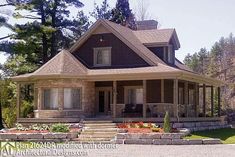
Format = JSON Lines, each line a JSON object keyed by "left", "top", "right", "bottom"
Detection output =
{"left": 110, "top": 0, "right": 136, "bottom": 30}
{"left": 90, "top": 0, "right": 112, "bottom": 20}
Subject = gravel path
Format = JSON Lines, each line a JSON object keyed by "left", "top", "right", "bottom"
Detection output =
{"left": 87, "top": 144, "right": 235, "bottom": 157}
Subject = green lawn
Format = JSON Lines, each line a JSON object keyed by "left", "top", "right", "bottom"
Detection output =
{"left": 184, "top": 128, "right": 235, "bottom": 144}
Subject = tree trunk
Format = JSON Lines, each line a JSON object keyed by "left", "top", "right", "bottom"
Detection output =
{"left": 40, "top": 1, "right": 48, "bottom": 63}
{"left": 50, "top": 0, "right": 58, "bottom": 58}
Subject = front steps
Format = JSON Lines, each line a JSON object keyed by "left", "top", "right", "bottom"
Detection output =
{"left": 75, "top": 120, "right": 118, "bottom": 143}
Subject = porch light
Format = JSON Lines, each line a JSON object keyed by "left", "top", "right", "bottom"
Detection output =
{"left": 99, "top": 35, "right": 104, "bottom": 42}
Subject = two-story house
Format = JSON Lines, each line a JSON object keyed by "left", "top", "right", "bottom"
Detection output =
{"left": 12, "top": 19, "right": 222, "bottom": 123}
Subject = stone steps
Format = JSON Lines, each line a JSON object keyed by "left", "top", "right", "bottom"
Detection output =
{"left": 79, "top": 134, "right": 116, "bottom": 138}
{"left": 78, "top": 120, "right": 117, "bottom": 142}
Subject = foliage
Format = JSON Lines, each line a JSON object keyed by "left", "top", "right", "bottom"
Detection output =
{"left": 163, "top": 111, "right": 171, "bottom": 133}
{"left": 29, "top": 124, "right": 50, "bottom": 131}
{"left": 15, "top": 123, "right": 28, "bottom": 131}
{"left": 183, "top": 33, "right": 235, "bottom": 110}
{"left": 50, "top": 123, "right": 69, "bottom": 133}
{"left": 90, "top": 0, "right": 112, "bottom": 20}
{"left": 0, "top": 79, "right": 17, "bottom": 128}
{"left": 110, "top": 0, "right": 136, "bottom": 30}
{"left": 15, "top": 123, "right": 50, "bottom": 131}
{"left": 0, "top": 0, "right": 90, "bottom": 73}
{"left": 3, "top": 107, "right": 16, "bottom": 128}
{"left": 21, "top": 100, "right": 34, "bottom": 118}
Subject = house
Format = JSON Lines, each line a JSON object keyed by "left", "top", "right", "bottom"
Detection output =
{"left": 12, "top": 19, "right": 223, "bottom": 123}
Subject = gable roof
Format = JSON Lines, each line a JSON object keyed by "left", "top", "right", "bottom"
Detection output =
{"left": 32, "top": 50, "right": 87, "bottom": 76}
{"left": 69, "top": 19, "right": 166, "bottom": 65}
{"left": 132, "top": 29, "right": 180, "bottom": 49}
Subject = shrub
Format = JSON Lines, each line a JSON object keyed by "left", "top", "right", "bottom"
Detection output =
{"left": 3, "top": 107, "right": 16, "bottom": 128}
{"left": 50, "top": 123, "right": 69, "bottom": 133}
{"left": 163, "top": 111, "right": 171, "bottom": 133}
{"left": 21, "top": 100, "right": 34, "bottom": 118}
{"left": 29, "top": 124, "right": 50, "bottom": 131}
{"left": 15, "top": 123, "right": 28, "bottom": 131}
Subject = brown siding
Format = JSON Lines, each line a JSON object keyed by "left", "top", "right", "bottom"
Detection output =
{"left": 148, "top": 47, "right": 164, "bottom": 61}
{"left": 146, "top": 80, "right": 161, "bottom": 103}
{"left": 164, "top": 79, "right": 173, "bottom": 103}
{"left": 73, "top": 33, "right": 149, "bottom": 69}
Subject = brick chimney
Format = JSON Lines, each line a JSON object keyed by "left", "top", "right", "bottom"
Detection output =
{"left": 136, "top": 20, "right": 158, "bottom": 30}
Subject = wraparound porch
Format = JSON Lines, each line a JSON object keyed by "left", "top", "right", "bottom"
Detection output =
{"left": 16, "top": 78, "right": 222, "bottom": 123}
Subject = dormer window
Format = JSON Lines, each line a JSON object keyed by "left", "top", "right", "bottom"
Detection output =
{"left": 94, "top": 47, "right": 111, "bottom": 66}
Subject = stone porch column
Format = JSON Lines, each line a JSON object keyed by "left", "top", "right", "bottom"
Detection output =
{"left": 113, "top": 81, "right": 117, "bottom": 118}
{"left": 16, "top": 83, "right": 21, "bottom": 119}
{"left": 143, "top": 80, "right": 147, "bottom": 118}
{"left": 173, "top": 79, "right": 179, "bottom": 118}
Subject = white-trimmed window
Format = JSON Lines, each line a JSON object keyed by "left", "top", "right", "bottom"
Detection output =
{"left": 125, "top": 87, "right": 143, "bottom": 104}
{"left": 64, "top": 88, "right": 81, "bottom": 110}
{"left": 94, "top": 47, "right": 111, "bottom": 66}
{"left": 168, "top": 45, "right": 173, "bottom": 63}
{"left": 43, "top": 88, "right": 59, "bottom": 109}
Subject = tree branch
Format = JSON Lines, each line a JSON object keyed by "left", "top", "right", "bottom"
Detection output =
{"left": 0, "top": 34, "right": 13, "bottom": 40}
{"left": 0, "top": 3, "right": 14, "bottom": 7}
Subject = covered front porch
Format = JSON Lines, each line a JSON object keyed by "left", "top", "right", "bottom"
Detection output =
{"left": 15, "top": 77, "right": 222, "bottom": 124}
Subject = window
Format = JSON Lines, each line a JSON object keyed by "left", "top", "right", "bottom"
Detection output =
{"left": 43, "top": 88, "right": 59, "bottom": 109}
{"left": 168, "top": 45, "right": 173, "bottom": 63}
{"left": 94, "top": 47, "right": 111, "bottom": 66}
{"left": 64, "top": 88, "right": 81, "bottom": 109}
{"left": 126, "top": 87, "right": 143, "bottom": 104}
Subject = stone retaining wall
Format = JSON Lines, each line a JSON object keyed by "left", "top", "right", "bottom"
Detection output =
{"left": 115, "top": 133, "right": 222, "bottom": 145}
{"left": 0, "top": 132, "right": 78, "bottom": 142}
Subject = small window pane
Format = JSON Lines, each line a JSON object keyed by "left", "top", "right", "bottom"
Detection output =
{"left": 64, "top": 88, "right": 81, "bottom": 109}
{"left": 43, "top": 88, "right": 58, "bottom": 109}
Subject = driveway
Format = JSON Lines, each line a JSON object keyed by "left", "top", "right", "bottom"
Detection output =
{"left": 87, "top": 144, "right": 235, "bottom": 157}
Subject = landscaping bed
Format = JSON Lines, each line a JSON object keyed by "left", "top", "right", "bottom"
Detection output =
{"left": 0, "top": 123, "right": 82, "bottom": 141}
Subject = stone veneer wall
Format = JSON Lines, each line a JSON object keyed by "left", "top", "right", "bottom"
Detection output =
{"left": 34, "top": 79, "right": 95, "bottom": 118}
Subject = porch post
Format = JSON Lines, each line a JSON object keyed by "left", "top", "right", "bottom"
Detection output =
{"left": 143, "top": 80, "right": 147, "bottom": 118}
{"left": 173, "top": 79, "right": 179, "bottom": 118}
{"left": 161, "top": 79, "right": 164, "bottom": 103}
{"left": 113, "top": 81, "right": 117, "bottom": 118}
{"left": 16, "top": 83, "right": 21, "bottom": 119}
{"left": 211, "top": 86, "right": 214, "bottom": 117}
{"left": 218, "top": 87, "right": 221, "bottom": 117}
{"left": 195, "top": 83, "right": 199, "bottom": 117}
{"left": 184, "top": 82, "right": 189, "bottom": 117}
{"left": 37, "top": 87, "right": 43, "bottom": 110}
{"left": 203, "top": 84, "right": 206, "bottom": 117}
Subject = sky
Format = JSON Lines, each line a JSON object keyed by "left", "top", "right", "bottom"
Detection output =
{"left": 0, "top": 0, "right": 235, "bottom": 64}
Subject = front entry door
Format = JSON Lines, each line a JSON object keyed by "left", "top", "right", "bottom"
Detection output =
{"left": 96, "top": 87, "right": 112, "bottom": 115}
